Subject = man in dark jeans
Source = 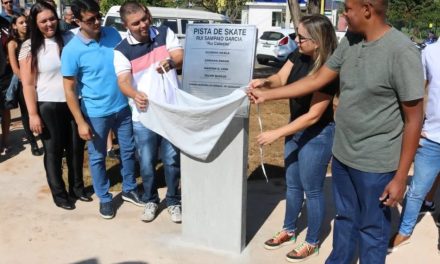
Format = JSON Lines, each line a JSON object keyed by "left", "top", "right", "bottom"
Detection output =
{"left": 248, "top": 0, "right": 424, "bottom": 263}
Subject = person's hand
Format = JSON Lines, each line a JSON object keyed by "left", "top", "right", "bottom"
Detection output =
{"left": 379, "top": 176, "right": 407, "bottom": 207}
{"left": 248, "top": 78, "right": 269, "bottom": 89}
{"left": 78, "top": 121, "right": 94, "bottom": 141}
{"left": 134, "top": 91, "right": 148, "bottom": 111}
{"left": 29, "top": 113, "right": 44, "bottom": 135}
{"left": 257, "top": 130, "right": 281, "bottom": 146}
{"left": 246, "top": 88, "right": 267, "bottom": 104}
{"left": 156, "top": 58, "right": 175, "bottom": 74}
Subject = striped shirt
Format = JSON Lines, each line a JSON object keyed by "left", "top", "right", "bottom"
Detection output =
{"left": 114, "top": 25, "right": 182, "bottom": 122}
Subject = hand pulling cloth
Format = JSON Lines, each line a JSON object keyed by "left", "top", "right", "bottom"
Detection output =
{"left": 138, "top": 68, "right": 247, "bottom": 160}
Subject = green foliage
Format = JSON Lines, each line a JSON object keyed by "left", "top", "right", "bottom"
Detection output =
{"left": 191, "top": 0, "right": 248, "bottom": 22}
{"left": 388, "top": 0, "right": 440, "bottom": 38}
{"left": 99, "top": 0, "right": 185, "bottom": 14}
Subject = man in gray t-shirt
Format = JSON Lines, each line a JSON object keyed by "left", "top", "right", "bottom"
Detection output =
{"left": 248, "top": 0, "right": 424, "bottom": 263}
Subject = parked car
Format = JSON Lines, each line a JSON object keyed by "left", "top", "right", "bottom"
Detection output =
{"left": 103, "top": 6, "right": 230, "bottom": 44}
{"left": 256, "top": 29, "right": 297, "bottom": 65}
{"left": 335, "top": 31, "right": 347, "bottom": 43}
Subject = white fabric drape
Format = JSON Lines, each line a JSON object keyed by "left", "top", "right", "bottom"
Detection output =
{"left": 137, "top": 71, "right": 247, "bottom": 160}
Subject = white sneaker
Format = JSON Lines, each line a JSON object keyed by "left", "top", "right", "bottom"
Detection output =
{"left": 167, "top": 205, "right": 182, "bottom": 223}
{"left": 140, "top": 202, "right": 158, "bottom": 222}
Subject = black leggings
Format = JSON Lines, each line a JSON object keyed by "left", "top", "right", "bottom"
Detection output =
{"left": 38, "top": 101, "right": 85, "bottom": 205}
{"left": 17, "top": 82, "right": 36, "bottom": 145}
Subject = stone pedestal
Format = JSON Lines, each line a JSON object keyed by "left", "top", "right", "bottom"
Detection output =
{"left": 181, "top": 117, "right": 248, "bottom": 253}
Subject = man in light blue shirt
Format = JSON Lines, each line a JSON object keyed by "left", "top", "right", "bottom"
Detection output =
{"left": 62, "top": 0, "right": 143, "bottom": 219}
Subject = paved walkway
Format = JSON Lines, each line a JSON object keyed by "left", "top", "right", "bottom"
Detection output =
{"left": 1, "top": 110, "right": 439, "bottom": 264}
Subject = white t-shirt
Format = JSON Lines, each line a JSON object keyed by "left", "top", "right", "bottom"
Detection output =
{"left": 19, "top": 38, "right": 66, "bottom": 102}
{"left": 422, "top": 41, "right": 440, "bottom": 144}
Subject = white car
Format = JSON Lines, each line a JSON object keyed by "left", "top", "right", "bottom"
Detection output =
{"left": 103, "top": 6, "right": 230, "bottom": 43}
{"left": 336, "top": 31, "right": 347, "bottom": 43}
{"left": 256, "top": 29, "right": 297, "bottom": 65}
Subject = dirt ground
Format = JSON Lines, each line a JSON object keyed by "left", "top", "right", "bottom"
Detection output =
{"left": 247, "top": 99, "right": 290, "bottom": 177}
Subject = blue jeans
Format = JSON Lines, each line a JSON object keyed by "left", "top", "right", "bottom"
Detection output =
{"left": 86, "top": 106, "right": 137, "bottom": 203}
{"left": 399, "top": 137, "right": 440, "bottom": 236}
{"left": 283, "top": 123, "right": 334, "bottom": 245}
{"left": 133, "top": 121, "right": 181, "bottom": 206}
{"left": 326, "top": 158, "right": 394, "bottom": 264}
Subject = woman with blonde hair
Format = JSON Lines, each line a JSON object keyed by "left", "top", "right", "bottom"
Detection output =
{"left": 249, "top": 14, "right": 338, "bottom": 262}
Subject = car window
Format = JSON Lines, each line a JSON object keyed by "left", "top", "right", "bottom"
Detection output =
{"left": 260, "top": 31, "right": 285, "bottom": 41}
{"left": 162, "top": 19, "right": 178, "bottom": 34}
{"left": 182, "top": 20, "right": 211, "bottom": 34}
{"left": 288, "top": 33, "right": 296, "bottom": 40}
{"left": 152, "top": 18, "right": 178, "bottom": 34}
{"left": 212, "top": 20, "right": 229, "bottom": 24}
{"left": 192, "top": 20, "right": 210, "bottom": 24}
{"left": 104, "top": 16, "right": 125, "bottom": 32}
{"left": 181, "top": 19, "right": 189, "bottom": 34}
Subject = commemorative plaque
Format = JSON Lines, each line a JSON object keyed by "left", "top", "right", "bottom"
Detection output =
{"left": 182, "top": 24, "right": 257, "bottom": 116}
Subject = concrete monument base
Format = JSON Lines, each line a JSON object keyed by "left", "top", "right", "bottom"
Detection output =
{"left": 181, "top": 117, "right": 249, "bottom": 253}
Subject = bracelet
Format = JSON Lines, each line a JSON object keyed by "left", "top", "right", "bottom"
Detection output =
{"left": 167, "top": 59, "right": 176, "bottom": 69}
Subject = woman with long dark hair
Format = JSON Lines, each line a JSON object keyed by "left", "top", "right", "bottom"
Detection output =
{"left": 7, "top": 14, "right": 43, "bottom": 156}
{"left": 249, "top": 15, "right": 338, "bottom": 262}
{"left": 19, "top": 1, "right": 89, "bottom": 210}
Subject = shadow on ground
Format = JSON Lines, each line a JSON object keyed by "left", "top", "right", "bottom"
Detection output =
{"left": 0, "top": 127, "right": 27, "bottom": 163}
{"left": 72, "top": 259, "right": 148, "bottom": 264}
{"left": 252, "top": 63, "right": 280, "bottom": 79}
{"left": 246, "top": 163, "right": 336, "bottom": 249}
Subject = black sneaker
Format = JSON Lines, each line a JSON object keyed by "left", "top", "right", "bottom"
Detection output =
{"left": 30, "top": 143, "right": 43, "bottom": 156}
{"left": 122, "top": 190, "right": 145, "bottom": 207}
{"left": 55, "top": 200, "right": 75, "bottom": 210}
{"left": 419, "top": 201, "right": 436, "bottom": 215}
{"left": 107, "top": 148, "right": 120, "bottom": 160}
{"left": 99, "top": 201, "right": 114, "bottom": 219}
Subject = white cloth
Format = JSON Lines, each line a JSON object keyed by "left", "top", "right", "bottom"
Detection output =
{"left": 422, "top": 42, "right": 440, "bottom": 143}
{"left": 138, "top": 71, "right": 247, "bottom": 160}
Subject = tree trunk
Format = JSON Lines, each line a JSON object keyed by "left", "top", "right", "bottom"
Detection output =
{"left": 287, "top": 0, "right": 302, "bottom": 29}
{"left": 307, "top": 0, "right": 321, "bottom": 14}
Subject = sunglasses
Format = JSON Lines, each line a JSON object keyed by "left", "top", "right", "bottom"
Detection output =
{"left": 297, "top": 33, "right": 313, "bottom": 43}
{"left": 80, "top": 13, "right": 101, "bottom": 25}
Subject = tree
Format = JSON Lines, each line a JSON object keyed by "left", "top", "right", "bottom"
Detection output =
{"left": 388, "top": 0, "right": 436, "bottom": 24}
{"left": 388, "top": 0, "right": 440, "bottom": 38}
{"left": 307, "top": 0, "right": 320, "bottom": 14}
{"left": 191, "top": 0, "right": 248, "bottom": 22}
{"left": 287, "top": 0, "right": 321, "bottom": 29}
{"left": 287, "top": 0, "right": 301, "bottom": 28}
{"left": 99, "top": 0, "right": 181, "bottom": 14}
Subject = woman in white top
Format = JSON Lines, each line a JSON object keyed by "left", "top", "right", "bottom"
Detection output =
{"left": 19, "top": 1, "right": 89, "bottom": 210}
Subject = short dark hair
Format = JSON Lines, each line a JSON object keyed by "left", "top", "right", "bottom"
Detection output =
{"left": 120, "top": 0, "right": 151, "bottom": 23}
{"left": 71, "top": 0, "right": 100, "bottom": 21}
{"left": 360, "top": 0, "right": 388, "bottom": 16}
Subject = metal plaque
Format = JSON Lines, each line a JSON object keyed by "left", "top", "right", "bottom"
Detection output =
{"left": 182, "top": 24, "right": 257, "bottom": 117}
